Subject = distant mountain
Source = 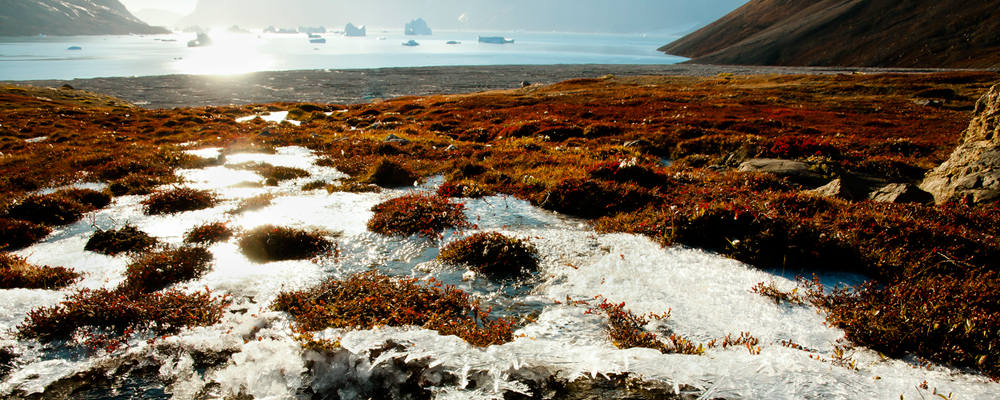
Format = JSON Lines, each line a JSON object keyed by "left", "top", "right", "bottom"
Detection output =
{"left": 659, "top": 0, "right": 1000, "bottom": 68}
{"left": 133, "top": 8, "right": 184, "bottom": 28}
{"left": 174, "top": 0, "right": 748, "bottom": 34}
{"left": 0, "top": 0, "right": 169, "bottom": 36}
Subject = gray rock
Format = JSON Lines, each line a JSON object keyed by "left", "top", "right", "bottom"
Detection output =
{"left": 384, "top": 133, "right": 410, "bottom": 144}
{"left": 869, "top": 183, "right": 934, "bottom": 204}
{"left": 737, "top": 158, "right": 827, "bottom": 187}
{"left": 920, "top": 85, "right": 1000, "bottom": 204}
{"left": 804, "top": 179, "right": 854, "bottom": 200}
{"left": 445, "top": 144, "right": 458, "bottom": 151}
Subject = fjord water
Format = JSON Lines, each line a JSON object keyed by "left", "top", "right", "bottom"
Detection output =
{"left": 2, "top": 144, "right": 1000, "bottom": 399}
{"left": 0, "top": 30, "right": 685, "bottom": 81}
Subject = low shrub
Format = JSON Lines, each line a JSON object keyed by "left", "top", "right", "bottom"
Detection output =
{"left": 0, "top": 252, "right": 80, "bottom": 289}
{"left": 227, "top": 193, "right": 275, "bottom": 215}
{"left": 0, "top": 218, "right": 51, "bottom": 249}
{"left": 537, "top": 178, "right": 658, "bottom": 218}
{"left": 326, "top": 180, "right": 382, "bottom": 194}
{"left": 237, "top": 225, "right": 334, "bottom": 262}
{"left": 586, "top": 160, "right": 669, "bottom": 188}
{"left": 301, "top": 180, "right": 327, "bottom": 191}
{"left": 361, "top": 157, "right": 418, "bottom": 187}
{"left": 120, "top": 247, "right": 214, "bottom": 295}
{"left": 227, "top": 161, "right": 310, "bottom": 182}
{"left": 142, "top": 187, "right": 219, "bottom": 215}
{"left": 183, "top": 221, "right": 234, "bottom": 244}
{"left": 367, "top": 193, "right": 469, "bottom": 236}
{"left": 84, "top": 224, "right": 157, "bottom": 255}
{"left": 17, "top": 287, "right": 228, "bottom": 347}
{"left": 439, "top": 232, "right": 538, "bottom": 279}
{"left": 108, "top": 174, "right": 168, "bottom": 196}
{"left": 272, "top": 270, "right": 514, "bottom": 347}
{"left": 55, "top": 188, "right": 113, "bottom": 209}
{"left": 5, "top": 194, "right": 87, "bottom": 226}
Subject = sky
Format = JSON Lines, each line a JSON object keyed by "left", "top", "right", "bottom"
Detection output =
{"left": 119, "top": 0, "right": 199, "bottom": 15}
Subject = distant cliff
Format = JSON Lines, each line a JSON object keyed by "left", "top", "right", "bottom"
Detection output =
{"left": 659, "top": 0, "right": 1000, "bottom": 68}
{"left": 0, "top": 0, "right": 169, "bottom": 36}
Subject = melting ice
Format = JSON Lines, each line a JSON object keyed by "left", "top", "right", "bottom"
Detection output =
{"left": 2, "top": 146, "right": 999, "bottom": 399}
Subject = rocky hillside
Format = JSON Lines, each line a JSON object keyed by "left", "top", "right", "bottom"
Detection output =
{"left": 0, "top": 0, "right": 169, "bottom": 36}
{"left": 659, "top": 0, "right": 1000, "bottom": 68}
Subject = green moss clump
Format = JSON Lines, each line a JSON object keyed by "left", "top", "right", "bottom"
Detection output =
{"left": 85, "top": 224, "right": 157, "bottom": 255}
{"left": 272, "top": 270, "right": 514, "bottom": 347}
{"left": 367, "top": 193, "right": 469, "bottom": 236}
{"left": 439, "top": 232, "right": 538, "bottom": 279}
{"left": 0, "top": 252, "right": 80, "bottom": 289}
{"left": 142, "top": 187, "right": 219, "bottom": 215}
{"left": 237, "top": 225, "right": 334, "bottom": 262}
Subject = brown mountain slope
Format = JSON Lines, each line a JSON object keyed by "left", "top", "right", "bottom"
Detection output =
{"left": 659, "top": 0, "right": 1000, "bottom": 68}
{"left": 0, "top": 0, "right": 169, "bottom": 36}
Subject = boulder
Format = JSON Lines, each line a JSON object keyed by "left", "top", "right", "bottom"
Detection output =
{"left": 737, "top": 158, "right": 827, "bottom": 187}
{"left": 868, "top": 183, "right": 934, "bottom": 204}
{"left": 344, "top": 23, "right": 366, "bottom": 37}
{"left": 405, "top": 18, "right": 432, "bottom": 35}
{"left": 920, "top": 85, "right": 1000, "bottom": 204}
{"left": 804, "top": 179, "right": 853, "bottom": 200}
{"left": 385, "top": 134, "right": 410, "bottom": 144}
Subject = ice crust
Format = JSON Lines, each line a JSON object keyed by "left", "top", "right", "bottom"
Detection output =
{"left": 2, "top": 146, "right": 1000, "bottom": 399}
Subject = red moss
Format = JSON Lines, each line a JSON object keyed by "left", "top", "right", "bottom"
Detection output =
{"left": 0, "top": 252, "right": 80, "bottom": 289}
{"left": 142, "top": 187, "right": 219, "bottom": 215}
{"left": 438, "top": 232, "right": 538, "bottom": 279}
{"left": 183, "top": 221, "right": 234, "bottom": 244}
{"left": 85, "top": 224, "right": 157, "bottom": 255}
{"left": 237, "top": 225, "right": 334, "bottom": 262}
{"left": 272, "top": 270, "right": 514, "bottom": 347}
{"left": 367, "top": 193, "right": 469, "bottom": 237}
{"left": 120, "top": 247, "right": 214, "bottom": 295}
{"left": 5, "top": 193, "right": 87, "bottom": 226}
{"left": 0, "top": 218, "right": 51, "bottom": 249}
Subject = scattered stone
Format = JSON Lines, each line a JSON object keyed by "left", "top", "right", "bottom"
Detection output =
{"left": 445, "top": 144, "right": 458, "bottom": 151}
{"left": 737, "top": 158, "right": 827, "bottom": 187}
{"left": 804, "top": 179, "right": 854, "bottom": 200}
{"left": 869, "top": 183, "right": 934, "bottom": 204}
{"left": 259, "top": 127, "right": 273, "bottom": 137}
{"left": 921, "top": 85, "right": 1000, "bottom": 204}
{"left": 521, "top": 81, "right": 531, "bottom": 87}
{"left": 384, "top": 133, "right": 410, "bottom": 144}
{"left": 60, "top": 84, "right": 74, "bottom": 90}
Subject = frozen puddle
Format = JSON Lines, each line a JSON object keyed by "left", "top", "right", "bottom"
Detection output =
{"left": 3, "top": 146, "right": 999, "bottom": 399}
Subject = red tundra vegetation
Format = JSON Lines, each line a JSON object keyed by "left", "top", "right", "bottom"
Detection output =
{"left": 2, "top": 72, "right": 1000, "bottom": 376}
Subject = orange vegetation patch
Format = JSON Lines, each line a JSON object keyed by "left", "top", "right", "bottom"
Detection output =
{"left": 272, "top": 270, "right": 514, "bottom": 347}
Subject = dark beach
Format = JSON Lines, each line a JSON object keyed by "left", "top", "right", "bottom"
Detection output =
{"left": 3, "top": 64, "right": 975, "bottom": 109}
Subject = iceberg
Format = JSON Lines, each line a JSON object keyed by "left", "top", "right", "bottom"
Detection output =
{"left": 404, "top": 18, "right": 432, "bottom": 35}
{"left": 344, "top": 23, "right": 366, "bottom": 37}
{"left": 478, "top": 36, "right": 514, "bottom": 44}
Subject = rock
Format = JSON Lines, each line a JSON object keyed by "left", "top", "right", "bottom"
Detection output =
{"left": 920, "top": 85, "right": 1000, "bottom": 204}
{"left": 384, "top": 134, "right": 410, "bottom": 144}
{"left": 737, "top": 158, "right": 827, "bottom": 187}
{"left": 521, "top": 81, "right": 531, "bottom": 87}
{"left": 60, "top": 84, "right": 74, "bottom": 90}
{"left": 804, "top": 179, "right": 854, "bottom": 200}
{"left": 344, "top": 23, "right": 366, "bottom": 37}
{"left": 869, "top": 183, "right": 934, "bottom": 204}
{"left": 405, "top": 18, "right": 432, "bottom": 35}
{"left": 445, "top": 144, "right": 458, "bottom": 151}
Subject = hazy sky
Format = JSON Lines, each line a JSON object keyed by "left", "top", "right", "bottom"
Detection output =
{"left": 119, "top": 0, "right": 200, "bottom": 15}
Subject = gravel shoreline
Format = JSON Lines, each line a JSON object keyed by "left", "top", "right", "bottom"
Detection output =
{"left": 4, "top": 64, "right": 989, "bottom": 109}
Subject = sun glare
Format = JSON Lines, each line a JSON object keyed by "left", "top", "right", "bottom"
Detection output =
{"left": 172, "top": 32, "right": 275, "bottom": 76}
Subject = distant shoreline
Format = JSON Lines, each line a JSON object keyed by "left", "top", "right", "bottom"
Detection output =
{"left": 4, "top": 64, "right": 993, "bottom": 109}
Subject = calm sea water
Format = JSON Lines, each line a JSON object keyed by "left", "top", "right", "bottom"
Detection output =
{"left": 0, "top": 30, "right": 686, "bottom": 81}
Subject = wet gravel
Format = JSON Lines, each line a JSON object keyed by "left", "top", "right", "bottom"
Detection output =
{"left": 4, "top": 64, "right": 982, "bottom": 109}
